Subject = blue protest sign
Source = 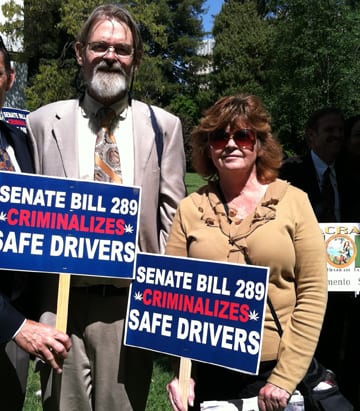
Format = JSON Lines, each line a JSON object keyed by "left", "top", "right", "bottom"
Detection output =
{"left": 0, "top": 171, "right": 140, "bottom": 278}
{"left": 125, "top": 252, "right": 269, "bottom": 374}
{"left": 1, "top": 107, "right": 29, "bottom": 133}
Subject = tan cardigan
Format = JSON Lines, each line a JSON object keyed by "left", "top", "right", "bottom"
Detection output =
{"left": 165, "top": 179, "right": 327, "bottom": 395}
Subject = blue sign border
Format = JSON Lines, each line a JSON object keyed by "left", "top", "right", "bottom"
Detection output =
{"left": 0, "top": 171, "right": 140, "bottom": 278}
{"left": 125, "top": 252, "right": 269, "bottom": 374}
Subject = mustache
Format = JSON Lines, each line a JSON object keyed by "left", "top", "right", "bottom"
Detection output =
{"left": 95, "top": 61, "right": 125, "bottom": 74}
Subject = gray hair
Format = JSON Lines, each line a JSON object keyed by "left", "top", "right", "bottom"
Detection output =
{"left": 76, "top": 4, "right": 143, "bottom": 67}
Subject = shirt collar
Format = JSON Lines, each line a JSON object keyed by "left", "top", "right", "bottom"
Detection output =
{"left": 310, "top": 150, "right": 335, "bottom": 176}
{"left": 80, "top": 92, "right": 129, "bottom": 120}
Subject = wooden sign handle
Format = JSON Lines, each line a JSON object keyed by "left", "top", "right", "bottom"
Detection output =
{"left": 55, "top": 273, "right": 71, "bottom": 332}
{"left": 179, "top": 357, "right": 192, "bottom": 411}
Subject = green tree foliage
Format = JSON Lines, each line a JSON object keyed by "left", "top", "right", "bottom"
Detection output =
{"left": 209, "top": 0, "right": 360, "bottom": 155}
{"left": 266, "top": 0, "right": 360, "bottom": 155}
{"left": 211, "top": 0, "right": 273, "bottom": 101}
{"left": 169, "top": 94, "right": 199, "bottom": 170}
{"left": 25, "top": 59, "right": 78, "bottom": 108}
{"left": 133, "top": 0, "right": 205, "bottom": 108}
{"left": 22, "top": 0, "right": 83, "bottom": 108}
{"left": 1, "top": 0, "right": 205, "bottom": 113}
{"left": 0, "top": 0, "right": 23, "bottom": 54}
{"left": 3, "top": 0, "right": 360, "bottom": 157}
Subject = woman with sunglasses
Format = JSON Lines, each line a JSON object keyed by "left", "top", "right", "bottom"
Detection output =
{"left": 165, "top": 93, "right": 328, "bottom": 411}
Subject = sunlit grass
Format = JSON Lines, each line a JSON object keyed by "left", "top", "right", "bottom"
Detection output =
{"left": 24, "top": 364, "right": 41, "bottom": 410}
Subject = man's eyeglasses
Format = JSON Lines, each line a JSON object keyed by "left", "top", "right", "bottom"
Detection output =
{"left": 87, "top": 42, "right": 134, "bottom": 58}
{"left": 208, "top": 129, "right": 256, "bottom": 151}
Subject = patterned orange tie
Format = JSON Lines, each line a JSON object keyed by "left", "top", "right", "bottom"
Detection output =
{"left": 0, "top": 147, "right": 15, "bottom": 171}
{"left": 94, "top": 107, "right": 122, "bottom": 183}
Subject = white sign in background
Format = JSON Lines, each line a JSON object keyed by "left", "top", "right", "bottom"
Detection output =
{"left": 320, "top": 223, "right": 360, "bottom": 293}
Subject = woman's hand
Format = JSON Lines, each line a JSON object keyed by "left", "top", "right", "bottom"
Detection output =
{"left": 166, "top": 376, "right": 195, "bottom": 411}
{"left": 258, "top": 382, "right": 291, "bottom": 411}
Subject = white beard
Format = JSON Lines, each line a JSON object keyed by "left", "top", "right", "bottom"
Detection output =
{"left": 89, "top": 68, "right": 128, "bottom": 101}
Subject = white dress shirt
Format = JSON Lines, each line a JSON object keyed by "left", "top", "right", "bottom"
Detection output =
{"left": 77, "top": 93, "right": 135, "bottom": 185}
{"left": 72, "top": 93, "right": 134, "bottom": 287}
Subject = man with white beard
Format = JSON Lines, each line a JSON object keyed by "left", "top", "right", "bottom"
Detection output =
{"left": 26, "top": 4, "right": 186, "bottom": 411}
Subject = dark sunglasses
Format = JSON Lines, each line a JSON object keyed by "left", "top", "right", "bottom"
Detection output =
{"left": 208, "top": 128, "right": 256, "bottom": 151}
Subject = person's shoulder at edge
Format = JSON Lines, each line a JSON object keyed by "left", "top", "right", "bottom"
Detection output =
{"left": 131, "top": 98, "right": 180, "bottom": 121}
{"left": 0, "top": 117, "right": 27, "bottom": 137}
{"left": 27, "top": 98, "right": 79, "bottom": 119}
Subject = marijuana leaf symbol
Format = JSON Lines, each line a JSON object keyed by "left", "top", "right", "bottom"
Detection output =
{"left": 125, "top": 224, "right": 134, "bottom": 234}
{"left": 249, "top": 310, "right": 259, "bottom": 321}
{"left": 134, "top": 291, "right": 143, "bottom": 301}
{"left": 0, "top": 211, "right": 7, "bottom": 222}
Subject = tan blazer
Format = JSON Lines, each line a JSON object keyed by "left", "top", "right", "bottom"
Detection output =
{"left": 26, "top": 98, "right": 186, "bottom": 254}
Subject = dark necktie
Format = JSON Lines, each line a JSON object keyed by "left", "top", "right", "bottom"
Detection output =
{"left": 321, "top": 167, "right": 336, "bottom": 222}
{"left": 94, "top": 107, "right": 122, "bottom": 184}
{"left": 0, "top": 147, "right": 15, "bottom": 171}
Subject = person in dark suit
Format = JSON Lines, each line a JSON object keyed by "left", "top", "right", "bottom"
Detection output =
{"left": 0, "top": 290, "right": 71, "bottom": 370}
{"left": 279, "top": 107, "right": 345, "bottom": 222}
{"left": 0, "top": 36, "right": 71, "bottom": 410}
{"left": 26, "top": 4, "right": 186, "bottom": 411}
{"left": 339, "top": 114, "right": 360, "bottom": 222}
{"left": 279, "top": 107, "right": 352, "bottom": 399}
{"left": 334, "top": 114, "right": 360, "bottom": 411}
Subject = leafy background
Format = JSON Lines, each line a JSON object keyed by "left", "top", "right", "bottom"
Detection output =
{"left": 2, "top": 0, "right": 360, "bottom": 159}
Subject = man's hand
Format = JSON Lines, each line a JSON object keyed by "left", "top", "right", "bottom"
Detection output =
{"left": 14, "top": 319, "right": 72, "bottom": 374}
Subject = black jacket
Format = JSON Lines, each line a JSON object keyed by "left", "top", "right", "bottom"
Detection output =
{"left": 279, "top": 152, "right": 347, "bottom": 222}
{"left": 0, "top": 120, "right": 35, "bottom": 343}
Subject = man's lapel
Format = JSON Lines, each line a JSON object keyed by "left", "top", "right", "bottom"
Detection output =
{"left": 52, "top": 101, "right": 80, "bottom": 178}
{"left": 132, "top": 100, "right": 157, "bottom": 186}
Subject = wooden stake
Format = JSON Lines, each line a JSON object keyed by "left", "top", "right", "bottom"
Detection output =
{"left": 55, "top": 273, "right": 71, "bottom": 332}
{"left": 179, "top": 357, "right": 192, "bottom": 411}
